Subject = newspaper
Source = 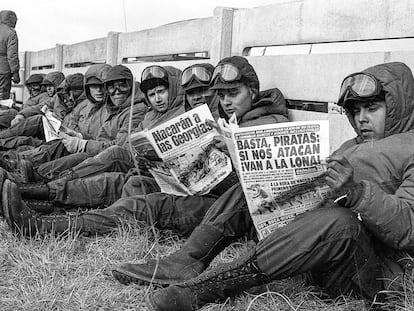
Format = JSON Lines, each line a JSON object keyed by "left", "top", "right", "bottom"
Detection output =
{"left": 0, "top": 99, "right": 14, "bottom": 108}
{"left": 219, "top": 119, "right": 331, "bottom": 240}
{"left": 130, "top": 104, "right": 233, "bottom": 196}
{"left": 41, "top": 105, "right": 76, "bottom": 142}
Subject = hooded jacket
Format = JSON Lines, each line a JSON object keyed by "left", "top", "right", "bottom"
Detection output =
{"left": 25, "top": 71, "right": 65, "bottom": 111}
{"left": 182, "top": 63, "right": 220, "bottom": 120}
{"left": 136, "top": 66, "right": 185, "bottom": 131}
{"left": 73, "top": 64, "right": 111, "bottom": 139}
{"left": 333, "top": 62, "right": 414, "bottom": 277}
{"left": 20, "top": 73, "right": 49, "bottom": 113}
{"left": 42, "top": 71, "right": 65, "bottom": 89}
{"left": 85, "top": 65, "right": 148, "bottom": 155}
{"left": 0, "top": 10, "right": 18, "bottom": 75}
{"left": 53, "top": 73, "right": 86, "bottom": 121}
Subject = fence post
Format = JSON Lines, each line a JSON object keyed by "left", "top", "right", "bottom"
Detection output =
{"left": 106, "top": 31, "right": 120, "bottom": 66}
{"left": 210, "top": 7, "right": 234, "bottom": 65}
{"left": 22, "top": 51, "right": 32, "bottom": 102}
{"left": 55, "top": 44, "right": 64, "bottom": 71}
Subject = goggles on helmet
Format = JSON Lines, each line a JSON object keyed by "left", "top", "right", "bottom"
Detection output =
{"left": 181, "top": 66, "right": 212, "bottom": 87}
{"left": 211, "top": 63, "right": 242, "bottom": 84}
{"left": 141, "top": 66, "right": 168, "bottom": 83}
{"left": 338, "top": 72, "right": 381, "bottom": 106}
{"left": 106, "top": 80, "right": 131, "bottom": 96}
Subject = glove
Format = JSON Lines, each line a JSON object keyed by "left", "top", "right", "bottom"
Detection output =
{"left": 10, "top": 114, "right": 25, "bottom": 126}
{"left": 135, "top": 156, "right": 157, "bottom": 177}
{"left": 62, "top": 136, "right": 88, "bottom": 153}
{"left": 12, "top": 72, "right": 20, "bottom": 84}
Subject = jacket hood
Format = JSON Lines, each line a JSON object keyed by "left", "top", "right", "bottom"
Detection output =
{"left": 211, "top": 56, "right": 259, "bottom": 98}
{"left": 104, "top": 64, "right": 132, "bottom": 84}
{"left": 140, "top": 66, "right": 185, "bottom": 129}
{"left": 182, "top": 63, "right": 219, "bottom": 117}
{"left": 58, "top": 73, "right": 84, "bottom": 91}
{"left": 41, "top": 71, "right": 65, "bottom": 87}
{"left": 218, "top": 87, "right": 288, "bottom": 122}
{"left": 344, "top": 62, "right": 414, "bottom": 140}
{"left": 164, "top": 66, "right": 185, "bottom": 109}
{"left": 144, "top": 66, "right": 185, "bottom": 113}
{"left": 0, "top": 10, "right": 17, "bottom": 28}
{"left": 84, "top": 63, "right": 112, "bottom": 104}
{"left": 103, "top": 65, "right": 139, "bottom": 113}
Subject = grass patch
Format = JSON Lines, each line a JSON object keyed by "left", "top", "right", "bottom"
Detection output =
{"left": 0, "top": 220, "right": 409, "bottom": 310}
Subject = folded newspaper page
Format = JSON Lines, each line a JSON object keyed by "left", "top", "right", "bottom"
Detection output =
{"left": 219, "top": 119, "right": 331, "bottom": 240}
{"left": 0, "top": 99, "right": 14, "bottom": 108}
{"left": 41, "top": 106, "right": 63, "bottom": 142}
{"left": 131, "top": 104, "right": 233, "bottom": 196}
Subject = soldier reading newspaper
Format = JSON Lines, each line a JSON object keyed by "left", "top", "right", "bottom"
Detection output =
{"left": 129, "top": 104, "right": 232, "bottom": 196}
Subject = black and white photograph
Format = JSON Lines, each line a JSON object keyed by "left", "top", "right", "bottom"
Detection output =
{"left": 0, "top": 0, "right": 413, "bottom": 310}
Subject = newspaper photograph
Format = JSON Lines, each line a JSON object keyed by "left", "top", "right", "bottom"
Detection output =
{"left": 220, "top": 119, "right": 331, "bottom": 240}
{"left": 132, "top": 104, "right": 233, "bottom": 196}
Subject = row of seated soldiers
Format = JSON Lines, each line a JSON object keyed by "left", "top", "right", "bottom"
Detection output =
{"left": 0, "top": 56, "right": 286, "bottom": 237}
{"left": 0, "top": 56, "right": 412, "bottom": 310}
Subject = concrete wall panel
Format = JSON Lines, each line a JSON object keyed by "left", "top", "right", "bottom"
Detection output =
{"left": 63, "top": 38, "right": 107, "bottom": 65}
{"left": 30, "top": 48, "right": 56, "bottom": 68}
{"left": 231, "top": 0, "right": 414, "bottom": 54}
{"left": 247, "top": 52, "right": 414, "bottom": 103}
{"left": 118, "top": 17, "right": 212, "bottom": 61}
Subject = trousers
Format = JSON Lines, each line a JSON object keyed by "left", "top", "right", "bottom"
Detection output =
{"left": 0, "top": 73, "right": 11, "bottom": 100}
{"left": 194, "top": 182, "right": 383, "bottom": 299}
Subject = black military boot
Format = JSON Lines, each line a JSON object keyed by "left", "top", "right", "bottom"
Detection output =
{"left": 17, "top": 182, "right": 50, "bottom": 200}
{"left": 0, "top": 154, "right": 18, "bottom": 172}
{"left": 146, "top": 248, "right": 272, "bottom": 311}
{"left": 0, "top": 166, "right": 7, "bottom": 216}
{"left": 2, "top": 179, "right": 77, "bottom": 237}
{"left": 112, "top": 225, "right": 232, "bottom": 286}
{"left": 0, "top": 154, "right": 34, "bottom": 183}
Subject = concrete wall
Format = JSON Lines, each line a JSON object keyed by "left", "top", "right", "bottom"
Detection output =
{"left": 11, "top": 0, "right": 414, "bottom": 150}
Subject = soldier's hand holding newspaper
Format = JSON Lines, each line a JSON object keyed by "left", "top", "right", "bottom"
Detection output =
{"left": 62, "top": 134, "right": 87, "bottom": 153}
{"left": 325, "top": 155, "right": 363, "bottom": 207}
{"left": 206, "top": 119, "right": 229, "bottom": 156}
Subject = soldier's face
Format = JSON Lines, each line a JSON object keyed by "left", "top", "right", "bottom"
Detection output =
{"left": 88, "top": 84, "right": 105, "bottom": 103}
{"left": 217, "top": 85, "right": 253, "bottom": 119}
{"left": 27, "top": 84, "right": 41, "bottom": 97}
{"left": 351, "top": 100, "right": 386, "bottom": 142}
{"left": 186, "top": 87, "right": 213, "bottom": 109}
{"left": 147, "top": 85, "right": 169, "bottom": 113}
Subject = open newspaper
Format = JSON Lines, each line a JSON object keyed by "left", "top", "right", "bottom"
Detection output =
{"left": 41, "top": 106, "right": 63, "bottom": 142}
{"left": 41, "top": 105, "right": 74, "bottom": 142}
{"left": 0, "top": 99, "right": 14, "bottom": 108}
{"left": 130, "top": 104, "right": 233, "bottom": 196}
{"left": 219, "top": 118, "right": 331, "bottom": 240}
